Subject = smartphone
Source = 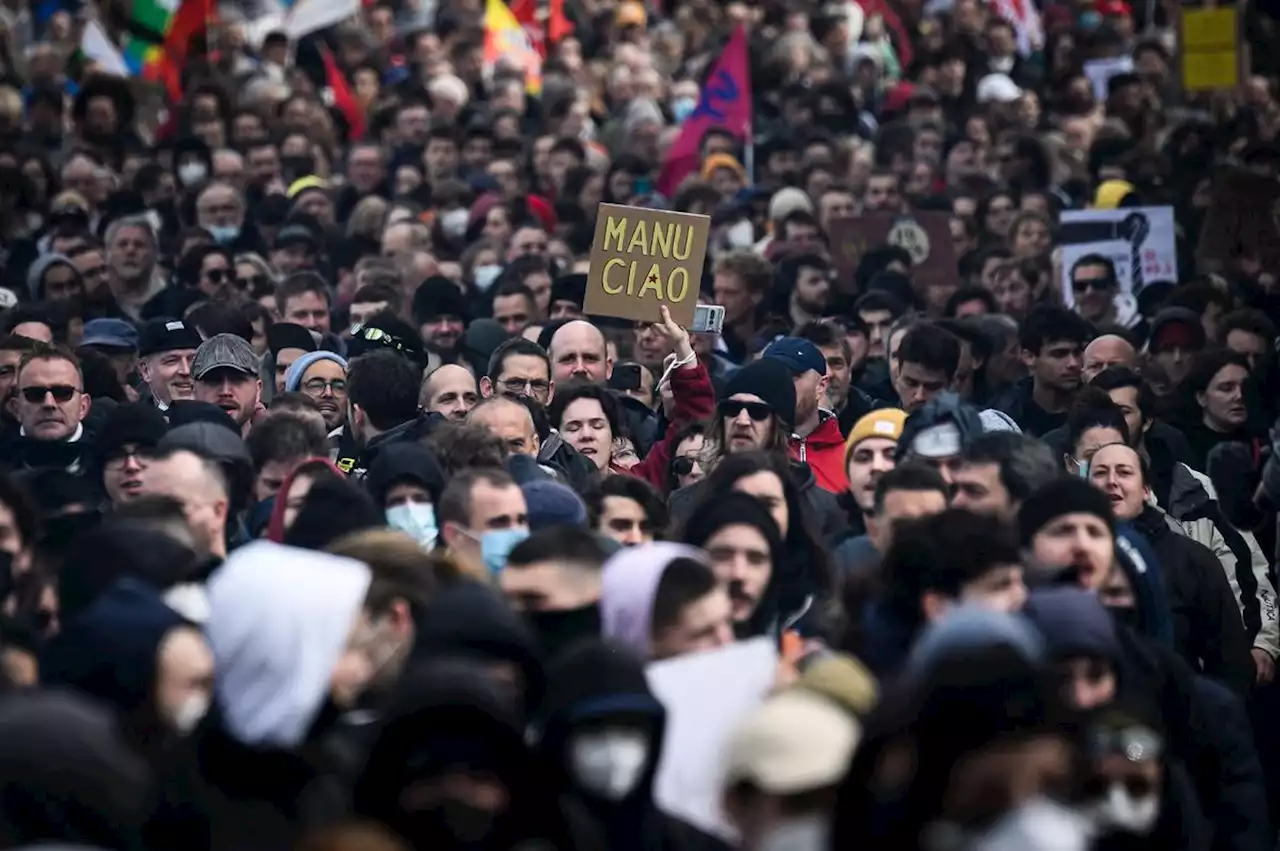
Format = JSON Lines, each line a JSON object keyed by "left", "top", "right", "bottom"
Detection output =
{"left": 609, "top": 363, "right": 644, "bottom": 391}
{"left": 691, "top": 304, "right": 725, "bottom": 334}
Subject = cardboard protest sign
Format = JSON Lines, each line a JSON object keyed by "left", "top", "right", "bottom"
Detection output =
{"left": 1060, "top": 240, "right": 1133, "bottom": 307}
{"left": 647, "top": 637, "right": 777, "bottom": 840}
{"left": 1057, "top": 206, "right": 1177, "bottom": 291}
{"left": 585, "top": 204, "right": 710, "bottom": 326}
{"left": 827, "top": 212, "right": 956, "bottom": 296}
{"left": 1180, "top": 6, "right": 1241, "bottom": 92}
{"left": 1197, "top": 169, "right": 1280, "bottom": 274}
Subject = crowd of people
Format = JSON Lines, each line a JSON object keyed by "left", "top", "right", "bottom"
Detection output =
{"left": 1, "top": 0, "right": 1280, "bottom": 848}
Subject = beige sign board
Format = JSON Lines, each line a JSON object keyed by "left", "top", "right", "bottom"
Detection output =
{"left": 585, "top": 204, "right": 711, "bottom": 326}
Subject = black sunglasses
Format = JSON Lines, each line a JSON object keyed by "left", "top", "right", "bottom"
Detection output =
{"left": 206, "top": 268, "right": 229, "bottom": 283}
{"left": 237, "top": 274, "right": 268, "bottom": 289}
{"left": 1072, "top": 277, "right": 1113, "bottom": 293}
{"left": 20, "top": 385, "right": 78, "bottom": 403}
{"left": 718, "top": 399, "right": 773, "bottom": 421}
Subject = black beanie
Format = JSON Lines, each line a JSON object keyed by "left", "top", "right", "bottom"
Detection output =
{"left": 723, "top": 359, "right": 797, "bottom": 428}
{"left": 1017, "top": 478, "right": 1116, "bottom": 546}
{"left": 96, "top": 403, "right": 168, "bottom": 458}
{"left": 412, "top": 277, "right": 470, "bottom": 324}
{"left": 284, "top": 477, "right": 384, "bottom": 551}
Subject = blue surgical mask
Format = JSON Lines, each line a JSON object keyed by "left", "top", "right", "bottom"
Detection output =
{"left": 1079, "top": 10, "right": 1102, "bottom": 28}
{"left": 1073, "top": 458, "right": 1091, "bottom": 479}
{"left": 671, "top": 96, "right": 697, "bottom": 124}
{"left": 208, "top": 224, "right": 240, "bottom": 245}
{"left": 386, "top": 502, "right": 438, "bottom": 549}
{"left": 480, "top": 528, "right": 529, "bottom": 575}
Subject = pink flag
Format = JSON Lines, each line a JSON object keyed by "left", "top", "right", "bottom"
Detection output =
{"left": 657, "top": 24, "right": 752, "bottom": 198}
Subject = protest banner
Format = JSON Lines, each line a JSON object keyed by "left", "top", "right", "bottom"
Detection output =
{"left": 1057, "top": 206, "right": 1177, "bottom": 292}
{"left": 1059, "top": 240, "right": 1133, "bottom": 307}
{"left": 827, "top": 212, "right": 955, "bottom": 296}
{"left": 647, "top": 637, "right": 778, "bottom": 839}
{"left": 1180, "top": 5, "right": 1241, "bottom": 92}
{"left": 1197, "top": 168, "right": 1280, "bottom": 274}
{"left": 585, "top": 204, "right": 710, "bottom": 326}
{"left": 1084, "top": 56, "right": 1134, "bottom": 101}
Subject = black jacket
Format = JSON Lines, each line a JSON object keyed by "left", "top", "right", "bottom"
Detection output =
{"left": 990, "top": 376, "right": 1068, "bottom": 437}
{"left": 1131, "top": 506, "right": 1255, "bottom": 697}
{"left": 1193, "top": 676, "right": 1272, "bottom": 851}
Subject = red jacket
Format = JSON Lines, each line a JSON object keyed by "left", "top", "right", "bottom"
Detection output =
{"left": 789, "top": 414, "right": 848, "bottom": 493}
{"left": 615, "top": 361, "right": 715, "bottom": 492}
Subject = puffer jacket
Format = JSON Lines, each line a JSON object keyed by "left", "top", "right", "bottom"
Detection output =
{"left": 1156, "top": 463, "right": 1280, "bottom": 661}
{"left": 788, "top": 411, "right": 848, "bottom": 494}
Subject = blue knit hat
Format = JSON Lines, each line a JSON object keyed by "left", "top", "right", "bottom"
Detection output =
{"left": 283, "top": 351, "right": 349, "bottom": 392}
{"left": 522, "top": 480, "right": 587, "bottom": 530}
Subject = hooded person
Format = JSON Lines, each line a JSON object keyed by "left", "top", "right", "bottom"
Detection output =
{"left": 284, "top": 475, "right": 385, "bottom": 551}
{"left": 365, "top": 442, "right": 446, "bottom": 548}
{"left": 0, "top": 690, "right": 154, "bottom": 850}
{"left": 41, "top": 578, "right": 213, "bottom": 755}
{"left": 354, "top": 659, "right": 569, "bottom": 851}
{"left": 681, "top": 493, "right": 796, "bottom": 641}
{"left": 153, "top": 541, "right": 379, "bottom": 851}
{"left": 538, "top": 639, "right": 731, "bottom": 851}
{"left": 409, "top": 580, "right": 546, "bottom": 719}
{"left": 265, "top": 456, "right": 346, "bottom": 543}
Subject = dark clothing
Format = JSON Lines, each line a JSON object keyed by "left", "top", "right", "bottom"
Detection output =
{"left": 539, "top": 430, "right": 600, "bottom": 493}
{"left": 991, "top": 377, "right": 1069, "bottom": 437}
{"left": 1182, "top": 420, "right": 1261, "bottom": 474}
{"left": 1130, "top": 506, "right": 1254, "bottom": 697}
{"left": 1193, "top": 676, "right": 1272, "bottom": 851}
{"left": 0, "top": 427, "right": 98, "bottom": 478}
{"left": 835, "top": 385, "right": 884, "bottom": 436}
{"left": 341, "top": 411, "right": 444, "bottom": 480}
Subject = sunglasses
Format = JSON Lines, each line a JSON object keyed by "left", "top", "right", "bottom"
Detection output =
{"left": 205, "top": 268, "right": 229, "bottom": 283}
{"left": 20, "top": 385, "right": 78, "bottom": 403}
{"left": 671, "top": 456, "right": 698, "bottom": 477}
{"left": 719, "top": 400, "right": 772, "bottom": 421}
{"left": 1072, "top": 277, "right": 1113, "bottom": 293}
{"left": 237, "top": 274, "right": 269, "bottom": 290}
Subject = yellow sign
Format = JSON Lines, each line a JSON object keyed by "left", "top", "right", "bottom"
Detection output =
{"left": 585, "top": 204, "right": 711, "bottom": 325}
{"left": 1181, "top": 6, "right": 1239, "bottom": 92}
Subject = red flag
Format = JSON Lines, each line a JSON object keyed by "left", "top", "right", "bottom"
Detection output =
{"left": 154, "top": 0, "right": 215, "bottom": 100}
{"left": 509, "top": 0, "right": 548, "bottom": 58}
{"left": 320, "top": 44, "right": 366, "bottom": 142}
{"left": 548, "top": 0, "right": 573, "bottom": 44}
{"left": 657, "top": 25, "right": 751, "bottom": 197}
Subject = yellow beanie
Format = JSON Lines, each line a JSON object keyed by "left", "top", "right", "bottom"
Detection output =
{"left": 1093, "top": 179, "right": 1135, "bottom": 210}
{"left": 844, "top": 408, "right": 908, "bottom": 467}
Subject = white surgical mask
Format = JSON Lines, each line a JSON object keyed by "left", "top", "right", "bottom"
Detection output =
{"left": 441, "top": 208, "right": 470, "bottom": 239}
{"left": 171, "top": 693, "right": 209, "bottom": 735}
{"left": 568, "top": 728, "right": 650, "bottom": 801}
{"left": 725, "top": 220, "right": 755, "bottom": 248}
{"left": 923, "top": 798, "right": 1092, "bottom": 851}
{"left": 473, "top": 264, "right": 503, "bottom": 291}
{"left": 178, "top": 162, "right": 208, "bottom": 186}
{"left": 386, "top": 502, "right": 438, "bottom": 550}
{"left": 1087, "top": 784, "right": 1159, "bottom": 835}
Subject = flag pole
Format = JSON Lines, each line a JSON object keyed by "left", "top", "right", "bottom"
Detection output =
{"left": 743, "top": 121, "right": 754, "bottom": 186}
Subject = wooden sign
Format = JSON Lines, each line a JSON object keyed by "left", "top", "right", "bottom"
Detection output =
{"left": 585, "top": 204, "right": 710, "bottom": 326}
{"left": 827, "top": 212, "right": 956, "bottom": 296}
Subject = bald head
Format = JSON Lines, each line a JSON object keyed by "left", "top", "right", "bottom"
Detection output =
{"left": 421, "top": 363, "right": 479, "bottom": 421}
{"left": 549, "top": 320, "right": 611, "bottom": 385}
{"left": 1083, "top": 334, "right": 1137, "bottom": 383}
{"left": 140, "top": 449, "right": 230, "bottom": 558}
{"left": 469, "top": 396, "right": 539, "bottom": 456}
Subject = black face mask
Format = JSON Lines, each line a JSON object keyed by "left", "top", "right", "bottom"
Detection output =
{"left": 525, "top": 603, "right": 601, "bottom": 663}
{"left": 1107, "top": 605, "right": 1141, "bottom": 632}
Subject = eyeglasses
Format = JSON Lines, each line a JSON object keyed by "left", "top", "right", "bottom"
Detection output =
{"left": 1072, "top": 277, "right": 1113, "bottom": 293}
{"left": 205, "top": 268, "right": 229, "bottom": 283}
{"left": 671, "top": 456, "right": 699, "bottom": 477}
{"left": 105, "top": 446, "right": 154, "bottom": 468}
{"left": 303, "top": 377, "right": 347, "bottom": 394}
{"left": 500, "top": 377, "right": 551, "bottom": 396}
{"left": 718, "top": 399, "right": 773, "bottom": 421}
{"left": 20, "top": 385, "right": 79, "bottom": 403}
{"left": 237, "top": 274, "right": 269, "bottom": 290}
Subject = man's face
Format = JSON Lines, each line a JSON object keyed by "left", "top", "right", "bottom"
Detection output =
{"left": 1082, "top": 336, "right": 1136, "bottom": 383}
{"left": 424, "top": 138, "right": 459, "bottom": 179}
{"left": 15, "top": 357, "right": 89, "bottom": 441}
{"left": 550, "top": 323, "right": 610, "bottom": 385}
{"left": 861, "top": 310, "right": 894, "bottom": 359}
{"left": 951, "top": 340, "right": 976, "bottom": 398}
{"left": 139, "top": 349, "right": 197, "bottom": 405}
{"left": 470, "top": 403, "right": 538, "bottom": 455}
{"left": 0, "top": 502, "right": 30, "bottom": 576}
{"left": 1226, "top": 329, "right": 1270, "bottom": 375}
{"left": 713, "top": 272, "right": 760, "bottom": 325}
{"left": 508, "top": 227, "right": 549, "bottom": 261}
{"left": 818, "top": 191, "right": 856, "bottom": 231}
{"left": 41, "top": 264, "right": 82, "bottom": 301}
{"left": 951, "top": 462, "right": 1015, "bottom": 518}
{"left": 650, "top": 586, "right": 735, "bottom": 661}
{"left": 141, "top": 452, "right": 228, "bottom": 557}
{"left": 254, "top": 457, "right": 298, "bottom": 502}
{"left": 819, "top": 343, "right": 851, "bottom": 410}
{"left": 103, "top": 442, "right": 152, "bottom": 505}
{"left": 425, "top": 366, "right": 479, "bottom": 421}
{"left": 72, "top": 248, "right": 110, "bottom": 297}
{"left": 793, "top": 266, "right": 830, "bottom": 316}
{"left": 792, "top": 369, "right": 825, "bottom": 427}
{"left": 491, "top": 354, "right": 553, "bottom": 405}
{"left": 1151, "top": 344, "right": 1196, "bottom": 389}
{"left": 597, "top": 495, "right": 654, "bottom": 547}
{"left": 108, "top": 225, "right": 156, "bottom": 281}
{"left": 282, "top": 291, "right": 331, "bottom": 334}
{"left": 194, "top": 368, "right": 261, "bottom": 427}
{"left": 421, "top": 315, "right": 465, "bottom": 355}
{"left": 1027, "top": 339, "right": 1083, "bottom": 393}
{"left": 863, "top": 174, "right": 901, "bottom": 212}
{"left": 1105, "top": 385, "right": 1145, "bottom": 447}
{"left": 722, "top": 393, "right": 774, "bottom": 452}
{"left": 500, "top": 559, "right": 600, "bottom": 613}
{"left": 198, "top": 252, "right": 234, "bottom": 302}
{"left": 493, "top": 294, "right": 532, "bottom": 335}
{"left": 870, "top": 487, "right": 949, "bottom": 552}
{"left": 450, "top": 481, "right": 529, "bottom": 566}
{"left": 299, "top": 359, "right": 348, "bottom": 430}
{"left": 846, "top": 436, "right": 897, "bottom": 511}
{"left": 273, "top": 346, "right": 308, "bottom": 395}
{"left": 894, "top": 360, "right": 949, "bottom": 413}
{"left": 348, "top": 148, "right": 383, "bottom": 192}
{"left": 349, "top": 300, "right": 390, "bottom": 330}
{"left": 1031, "top": 513, "right": 1114, "bottom": 590}
{"left": 703, "top": 523, "right": 773, "bottom": 624}
{"left": 1071, "top": 263, "right": 1116, "bottom": 321}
